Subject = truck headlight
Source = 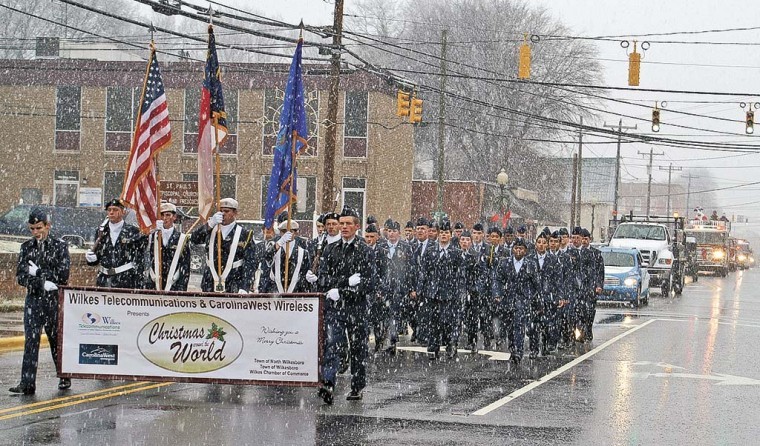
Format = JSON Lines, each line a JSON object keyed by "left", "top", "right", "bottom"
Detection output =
{"left": 657, "top": 258, "right": 673, "bottom": 265}
{"left": 713, "top": 250, "right": 725, "bottom": 260}
{"left": 624, "top": 277, "right": 638, "bottom": 287}
{"left": 738, "top": 254, "right": 747, "bottom": 261}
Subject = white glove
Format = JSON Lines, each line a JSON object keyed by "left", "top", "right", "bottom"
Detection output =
{"left": 238, "top": 289, "right": 249, "bottom": 294}
{"left": 28, "top": 260, "right": 39, "bottom": 277}
{"left": 85, "top": 251, "right": 98, "bottom": 263}
{"left": 348, "top": 273, "right": 361, "bottom": 287}
{"left": 43, "top": 281, "right": 58, "bottom": 292}
{"left": 326, "top": 288, "right": 340, "bottom": 301}
{"left": 276, "top": 231, "right": 293, "bottom": 248}
{"left": 305, "top": 270, "right": 318, "bottom": 284}
{"left": 155, "top": 220, "right": 164, "bottom": 230}
{"left": 208, "top": 212, "right": 223, "bottom": 228}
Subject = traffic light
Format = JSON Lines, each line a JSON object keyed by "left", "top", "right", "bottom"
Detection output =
{"left": 628, "top": 42, "right": 641, "bottom": 86}
{"left": 410, "top": 95, "right": 423, "bottom": 124}
{"left": 651, "top": 108, "right": 660, "bottom": 132}
{"left": 746, "top": 110, "right": 754, "bottom": 134}
{"left": 396, "top": 90, "right": 411, "bottom": 117}
{"left": 518, "top": 40, "right": 531, "bottom": 80}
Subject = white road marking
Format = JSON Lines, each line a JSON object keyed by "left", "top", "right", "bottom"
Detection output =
{"left": 635, "top": 372, "right": 760, "bottom": 386}
{"left": 395, "top": 346, "right": 511, "bottom": 361}
{"left": 472, "top": 319, "right": 658, "bottom": 416}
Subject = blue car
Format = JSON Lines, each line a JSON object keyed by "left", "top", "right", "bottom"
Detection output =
{"left": 599, "top": 247, "right": 650, "bottom": 307}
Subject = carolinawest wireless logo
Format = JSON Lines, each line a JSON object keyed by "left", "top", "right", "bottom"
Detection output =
{"left": 137, "top": 313, "right": 243, "bottom": 373}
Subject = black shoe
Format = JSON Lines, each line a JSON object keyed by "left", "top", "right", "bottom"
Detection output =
{"left": 317, "top": 383, "right": 334, "bottom": 405}
{"left": 338, "top": 361, "right": 349, "bottom": 375}
{"left": 482, "top": 342, "right": 492, "bottom": 350}
{"left": 465, "top": 343, "right": 477, "bottom": 354}
{"left": 410, "top": 333, "right": 417, "bottom": 343}
{"left": 510, "top": 355, "right": 521, "bottom": 366}
{"left": 385, "top": 344, "right": 397, "bottom": 355}
{"left": 58, "top": 378, "right": 71, "bottom": 390}
{"left": 446, "top": 345, "right": 458, "bottom": 359}
{"left": 9, "top": 385, "right": 34, "bottom": 395}
{"left": 346, "top": 390, "right": 363, "bottom": 401}
{"left": 374, "top": 338, "right": 384, "bottom": 353}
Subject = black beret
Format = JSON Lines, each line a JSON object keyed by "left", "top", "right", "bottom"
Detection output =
{"left": 365, "top": 224, "right": 379, "bottom": 234}
{"left": 572, "top": 226, "right": 583, "bottom": 235}
{"left": 559, "top": 228, "right": 569, "bottom": 236}
{"left": 513, "top": 238, "right": 527, "bottom": 248}
{"left": 454, "top": 222, "right": 464, "bottom": 230}
{"left": 517, "top": 225, "right": 527, "bottom": 233}
{"left": 505, "top": 226, "right": 514, "bottom": 235}
{"left": 429, "top": 219, "right": 440, "bottom": 230}
{"left": 461, "top": 230, "right": 472, "bottom": 238}
{"left": 324, "top": 212, "right": 340, "bottom": 222}
{"left": 542, "top": 226, "right": 552, "bottom": 236}
{"left": 340, "top": 206, "right": 358, "bottom": 218}
{"left": 488, "top": 226, "right": 502, "bottom": 236}
{"left": 383, "top": 218, "right": 394, "bottom": 228}
{"left": 277, "top": 211, "right": 289, "bottom": 224}
{"left": 439, "top": 219, "right": 452, "bottom": 232}
{"left": 581, "top": 228, "right": 591, "bottom": 238}
{"left": 415, "top": 217, "right": 429, "bottom": 227}
{"left": 104, "top": 198, "right": 125, "bottom": 209}
{"left": 405, "top": 220, "right": 415, "bottom": 229}
{"left": 551, "top": 230, "right": 561, "bottom": 238}
{"left": 472, "top": 223, "right": 484, "bottom": 231}
{"left": 386, "top": 220, "right": 400, "bottom": 231}
{"left": 317, "top": 213, "right": 327, "bottom": 225}
{"left": 536, "top": 232, "right": 548, "bottom": 240}
{"left": 366, "top": 215, "right": 378, "bottom": 225}
{"left": 28, "top": 208, "right": 48, "bottom": 224}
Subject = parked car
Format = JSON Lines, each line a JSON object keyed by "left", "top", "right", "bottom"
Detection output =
{"left": 599, "top": 246, "right": 650, "bottom": 308}
{"left": 189, "top": 219, "right": 265, "bottom": 273}
{"left": 0, "top": 204, "right": 105, "bottom": 247}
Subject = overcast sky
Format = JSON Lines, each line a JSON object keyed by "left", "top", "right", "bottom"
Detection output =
{"left": 156, "top": 0, "right": 760, "bottom": 219}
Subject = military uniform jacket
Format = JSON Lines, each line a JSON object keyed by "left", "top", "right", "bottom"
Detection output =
{"left": 317, "top": 237, "right": 375, "bottom": 309}
{"left": 368, "top": 244, "right": 389, "bottom": 298}
{"left": 409, "top": 238, "right": 430, "bottom": 293}
{"left": 383, "top": 240, "right": 414, "bottom": 298}
{"left": 535, "top": 252, "right": 564, "bottom": 306}
{"left": 17, "top": 236, "right": 70, "bottom": 298}
{"left": 561, "top": 246, "right": 582, "bottom": 298}
{"left": 147, "top": 228, "right": 191, "bottom": 291}
{"left": 550, "top": 249, "right": 573, "bottom": 302}
{"left": 492, "top": 256, "right": 542, "bottom": 311}
{"left": 418, "top": 242, "right": 465, "bottom": 301}
{"left": 87, "top": 223, "right": 146, "bottom": 289}
{"left": 579, "top": 246, "right": 604, "bottom": 293}
{"left": 263, "top": 238, "right": 312, "bottom": 294}
{"left": 460, "top": 247, "right": 484, "bottom": 295}
{"left": 190, "top": 223, "right": 258, "bottom": 293}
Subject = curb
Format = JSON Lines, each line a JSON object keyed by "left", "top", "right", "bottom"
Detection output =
{"left": 0, "top": 335, "right": 47, "bottom": 352}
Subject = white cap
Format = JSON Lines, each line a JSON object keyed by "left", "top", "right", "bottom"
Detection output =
{"left": 279, "top": 220, "right": 299, "bottom": 231}
{"left": 219, "top": 198, "right": 238, "bottom": 210}
{"left": 159, "top": 202, "right": 177, "bottom": 214}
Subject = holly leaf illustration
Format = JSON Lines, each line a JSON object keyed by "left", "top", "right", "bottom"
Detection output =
{"left": 206, "top": 322, "right": 227, "bottom": 342}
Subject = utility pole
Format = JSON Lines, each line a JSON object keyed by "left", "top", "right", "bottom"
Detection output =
{"left": 436, "top": 30, "right": 448, "bottom": 215}
{"left": 683, "top": 172, "right": 697, "bottom": 219}
{"left": 603, "top": 119, "right": 637, "bottom": 220}
{"left": 570, "top": 154, "right": 578, "bottom": 228}
{"left": 659, "top": 163, "right": 683, "bottom": 217}
{"left": 576, "top": 117, "right": 583, "bottom": 227}
{"left": 638, "top": 147, "right": 664, "bottom": 218}
{"left": 321, "top": 0, "right": 343, "bottom": 212}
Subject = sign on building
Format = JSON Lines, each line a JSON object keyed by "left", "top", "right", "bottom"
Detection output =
{"left": 161, "top": 181, "right": 198, "bottom": 207}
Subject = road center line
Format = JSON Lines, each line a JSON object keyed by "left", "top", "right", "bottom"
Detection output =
{"left": 472, "top": 319, "right": 659, "bottom": 416}
{"left": 0, "top": 381, "right": 152, "bottom": 415}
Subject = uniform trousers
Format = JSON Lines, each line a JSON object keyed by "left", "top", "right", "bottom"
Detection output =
{"left": 20, "top": 294, "right": 60, "bottom": 390}
{"left": 322, "top": 301, "right": 368, "bottom": 392}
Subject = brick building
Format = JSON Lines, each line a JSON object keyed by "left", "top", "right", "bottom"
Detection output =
{"left": 0, "top": 57, "right": 414, "bottom": 233}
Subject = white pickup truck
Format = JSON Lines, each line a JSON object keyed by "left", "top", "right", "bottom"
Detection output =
{"left": 608, "top": 220, "right": 684, "bottom": 295}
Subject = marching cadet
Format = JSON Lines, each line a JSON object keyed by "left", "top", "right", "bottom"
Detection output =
{"left": 305, "top": 212, "right": 341, "bottom": 289}
{"left": 516, "top": 225, "right": 535, "bottom": 254}
{"left": 451, "top": 222, "right": 465, "bottom": 247}
{"left": 418, "top": 219, "right": 465, "bottom": 359}
{"left": 86, "top": 198, "right": 146, "bottom": 289}
{"left": 408, "top": 217, "right": 431, "bottom": 343}
{"left": 532, "top": 232, "right": 564, "bottom": 356}
{"left": 308, "top": 213, "right": 326, "bottom": 260}
{"left": 363, "top": 224, "right": 389, "bottom": 353}
{"left": 486, "top": 226, "right": 510, "bottom": 348}
{"left": 467, "top": 223, "right": 493, "bottom": 350}
{"left": 558, "top": 227, "right": 582, "bottom": 345}
{"left": 492, "top": 238, "right": 542, "bottom": 365}
{"left": 10, "top": 209, "right": 71, "bottom": 394}
{"left": 381, "top": 220, "right": 413, "bottom": 353}
{"left": 263, "top": 220, "right": 312, "bottom": 294}
{"left": 316, "top": 207, "right": 375, "bottom": 404}
{"left": 190, "top": 198, "right": 258, "bottom": 294}
{"left": 578, "top": 228, "right": 604, "bottom": 342}
{"left": 549, "top": 230, "right": 574, "bottom": 349}
{"left": 459, "top": 230, "right": 487, "bottom": 353}
{"left": 404, "top": 221, "right": 415, "bottom": 243}
{"left": 146, "top": 202, "right": 191, "bottom": 291}
{"left": 503, "top": 226, "right": 516, "bottom": 251}
{"left": 471, "top": 223, "right": 486, "bottom": 253}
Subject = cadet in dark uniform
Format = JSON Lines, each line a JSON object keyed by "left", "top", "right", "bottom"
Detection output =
{"left": 146, "top": 202, "right": 191, "bottom": 291}
{"left": 364, "top": 224, "right": 389, "bottom": 353}
{"left": 578, "top": 228, "right": 604, "bottom": 341}
{"left": 317, "top": 207, "right": 375, "bottom": 404}
{"left": 532, "top": 232, "right": 563, "bottom": 356}
{"left": 459, "top": 230, "right": 485, "bottom": 352}
{"left": 408, "top": 217, "right": 431, "bottom": 343}
{"left": 451, "top": 221, "right": 465, "bottom": 248}
{"left": 263, "top": 220, "right": 312, "bottom": 294}
{"left": 190, "top": 198, "right": 258, "bottom": 293}
{"left": 492, "top": 238, "right": 541, "bottom": 365}
{"left": 516, "top": 225, "right": 535, "bottom": 254}
{"left": 86, "top": 199, "right": 146, "bottom": 289}
{"left": 404, "top": 221, "right": 415, "bottom": 243}
{"left": 382, "top": 220, "right": 413, "bottom": 353}
{"left": 549, "top": 230, "right": 573, "bottom": 349}
{"left": 10, "top": 209, "right": 71, "bottom": 394}
{"left": 487, "top": 227, "right": 510, "bottom": 348}
{"left": 418, "top": 220, "right": 465, "bottom": 359}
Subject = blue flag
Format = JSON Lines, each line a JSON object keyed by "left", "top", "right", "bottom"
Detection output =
{"left": 264, "top": 38, "right": 308, "bottom": 229}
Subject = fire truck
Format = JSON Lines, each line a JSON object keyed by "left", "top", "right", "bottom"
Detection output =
{"left": 683, "top": 219, "right": 731, "bottom": 277}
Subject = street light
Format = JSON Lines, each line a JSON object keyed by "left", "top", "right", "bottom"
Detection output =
{"left": 496, "top": 168, "right": 511, "bottom": 224}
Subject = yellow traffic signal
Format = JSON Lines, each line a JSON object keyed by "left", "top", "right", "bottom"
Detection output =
{"left": 628, "top": 41, "right": 641, "bottom": 86}
{"left": 518, "top": 40, "right": 531, "bottom": 80}
{"left": 746, "top": 110, "right": 754, "bottom": 134}
{"left": 396, "top": 90, "right": 411, "bottom": 117}
{"left": 410, "top": 95, "right": 423, "bottom": 124}
{"left": 651, "top": 108, "right": 660, "bottom": 132}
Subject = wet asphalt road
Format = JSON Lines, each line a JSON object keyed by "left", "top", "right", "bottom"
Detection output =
{"left": 2, "top": 267, "right": 760, "bottom": 444}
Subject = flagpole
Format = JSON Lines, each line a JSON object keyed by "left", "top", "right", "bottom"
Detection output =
{"left": 155, "top": 156, "right": 163, "bottom": 291}
{"left": 284, "top": 129, "right": 298, "bottom": 291}
{"left": 213, "top": 115, "right": 223, "bottom": 289}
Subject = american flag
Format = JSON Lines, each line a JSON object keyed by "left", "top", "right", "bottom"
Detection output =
{"left": 197, "top": 25, "right": 228, "bottom": 220}
{"left": 122, "top": 46, "right": 172, "bottom": 233}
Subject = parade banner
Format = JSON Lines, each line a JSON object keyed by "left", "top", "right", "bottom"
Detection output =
{"left": 58, "top": 287, "right": 323, "bottom": 386}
